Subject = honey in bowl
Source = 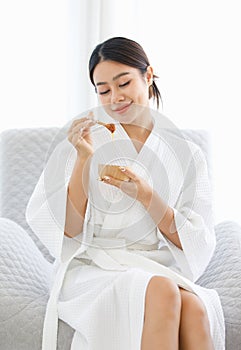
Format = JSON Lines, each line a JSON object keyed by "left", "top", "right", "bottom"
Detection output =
{"left": 98, "top": 164, "right": 130, "bottom": 182}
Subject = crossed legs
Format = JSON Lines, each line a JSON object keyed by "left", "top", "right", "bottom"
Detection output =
{"left": 141, "top": 276, "right": 214, "bottom": 350}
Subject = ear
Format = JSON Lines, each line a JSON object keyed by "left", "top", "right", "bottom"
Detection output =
{"left": 145, "top": 66, "right": 154, "bottom": 86}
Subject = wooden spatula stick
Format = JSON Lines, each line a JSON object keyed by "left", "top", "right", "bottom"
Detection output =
{"left": 96, "top": 120, "right": 116, "bottom": 134}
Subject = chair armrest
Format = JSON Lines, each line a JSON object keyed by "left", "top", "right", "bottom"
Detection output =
{"left": 198, "top": 220, "right": 241, "bottom": 319}
{"left": 0, "top": 218, "right": 53, "bottom": 349}
{"left": 197, "top": 220, "right": 241, "bottom": 350}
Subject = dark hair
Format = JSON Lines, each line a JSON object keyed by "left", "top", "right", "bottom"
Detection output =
{"left": 89, "top": 37, "right": 162, "bottom": 109}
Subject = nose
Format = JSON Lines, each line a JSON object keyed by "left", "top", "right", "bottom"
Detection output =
{"left": 110, "top": 87, "right": 124, "bottom": 104}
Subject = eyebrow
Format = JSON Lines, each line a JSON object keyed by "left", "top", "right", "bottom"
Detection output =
{"left": 96, "top": 72, "right": 130, "bottom": 86}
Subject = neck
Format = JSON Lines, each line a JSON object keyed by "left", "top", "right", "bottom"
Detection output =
{"left": 121, "top": 115, "right": 153, "bottom": 141}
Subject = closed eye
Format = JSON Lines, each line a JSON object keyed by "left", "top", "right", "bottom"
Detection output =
{"left": 119, "top": 80, "right": 131, "bottom": 88}
{"left": 99, "top": 89, "right": 110, "bottom": 95}
{"left": 97, "top": 80, "right": 131, "bottom": 95}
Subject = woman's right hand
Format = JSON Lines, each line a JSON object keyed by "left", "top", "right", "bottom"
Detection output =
{"left": 67, "top": 114, "right": 95, "bottom": 160}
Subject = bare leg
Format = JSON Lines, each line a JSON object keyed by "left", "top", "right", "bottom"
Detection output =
{"left": 141, "top": 276, "right": 181, "bottom": 350}
{"left": 179, "top": 289, "right": 214, "bottom": 350}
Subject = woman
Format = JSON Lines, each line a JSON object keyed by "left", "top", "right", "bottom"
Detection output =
{"left": 26, "top": 37, "right": 225, "bottom": 350}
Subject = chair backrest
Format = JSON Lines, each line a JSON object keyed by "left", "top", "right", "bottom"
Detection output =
{"left": 0, "top": 128, "right": 66, "bottom": 261}
{"left": 0, "top": 127, "right": 211, "bottom": 261}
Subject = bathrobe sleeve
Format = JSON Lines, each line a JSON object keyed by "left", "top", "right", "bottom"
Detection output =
{"left": 158, "top": 145, "right": 216, "bottom": 281}
{"left": 25, "top": 138, "right": 85, "bottom": 260}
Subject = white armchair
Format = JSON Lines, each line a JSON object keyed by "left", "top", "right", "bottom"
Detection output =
{"left": 0, "top": 127, "right": 241, "bottom": 349}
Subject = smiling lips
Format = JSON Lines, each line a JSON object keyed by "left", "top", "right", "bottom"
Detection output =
{"left": 112, "top": 101, "right": 132, "bottom": 114}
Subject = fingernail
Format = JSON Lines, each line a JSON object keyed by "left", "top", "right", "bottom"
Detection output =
{"left": 103, "top": 176, "right": 110, "bottom": 182}
{"left": 119, "top": 167, "right": 126, "bottom": 172}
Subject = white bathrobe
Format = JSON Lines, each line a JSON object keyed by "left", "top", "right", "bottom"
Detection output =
{"left": 26, "top": 112, "right": 225, "bottom": 350}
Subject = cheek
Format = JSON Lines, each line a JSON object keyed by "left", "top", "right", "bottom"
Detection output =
{"left": 100, "top": 102, "right": 112, "bottom": 116}
{"left": 135, "top": 88, "right": 148, "bottom": 103}
{"left": 98, "top": 94, "right": 110, "bottom": 106}
{"left": 133, "top": 81, "right": 148, "bottom": 98}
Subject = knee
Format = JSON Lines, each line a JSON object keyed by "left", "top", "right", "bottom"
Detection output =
{"left": 181, "top": 291, "right": 210, "bottom": 329}
{"left": 145, "top": 276, "right": 181, "bottom": 315}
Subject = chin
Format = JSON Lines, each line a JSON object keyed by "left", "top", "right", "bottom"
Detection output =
{"left": 121, "top": 104, "right": 148, "bottom": 126}
{"left": 113, "top": 113, "right": 138, "bottom": 125}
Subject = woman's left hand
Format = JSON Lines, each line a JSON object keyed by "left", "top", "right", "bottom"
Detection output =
{"left": 102, "top": 167, "right": 152, "bottom": 208}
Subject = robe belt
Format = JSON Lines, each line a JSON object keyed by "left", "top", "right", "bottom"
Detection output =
{"left": 75, "top": 238, "right": 195, "bottom": 293}
{"left": 79, "top": 237, "right": 159, "bottom": 251}
{"left": 75, "top": 237, "right": 159, "bottom": 272}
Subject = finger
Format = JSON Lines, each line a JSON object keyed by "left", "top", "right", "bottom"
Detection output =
{"left": 68, "top": 120, "right": 95, "bottom": 141}
{"left": 119, "top": 166, "right": 138, "bottom": 182}
{"left": 82, "top": 119, "right": 96, "bottom": 130}
{"left": 101, "top": 176, "right": 121, "bottom": 187}
{"left": 68, "top": 128, "right": 81, "bottom": 143}
{"left": 68, "top": 122, "right": 89, "bottom": 140}
{"left": 102, "top": 175, "right": 139, "bottom": 199}
{"left": 73, "top": 120, "right": 95, "bottom": 134}
{"left": 71, "top": 112, "right": 95, "bottom": 129}
{"left": 71, "top": 117, "right": 89, "bottom": 128}
{"left": 79, "top": 127, "right": 92, "bottom": 140}
{"left": 70, "top": 131, "right": 83, "bottom": 146}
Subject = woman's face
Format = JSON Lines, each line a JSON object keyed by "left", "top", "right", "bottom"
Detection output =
{"left": 92, "top": 60, "right": 153, "bottom": 123}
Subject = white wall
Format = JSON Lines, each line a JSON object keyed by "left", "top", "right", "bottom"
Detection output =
{"left": 0, "top": 0, "right": 240, "bottom": 226}
{"left": 0, "top": 0, "right": 69, "bottom": 130}
{"left": 142, "top": 0, "right": 241, "bottom": 226}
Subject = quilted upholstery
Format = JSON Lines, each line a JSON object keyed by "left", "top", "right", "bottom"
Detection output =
{"left": 0, "top": 128, "right": 67, "bottom": 262}
{"left": 0, "top": 218, "right": 74, "bottom": 350}
{"left": 197, "top": 220, "right": 241, "bottom": 350}
{"left": 0, "top": 127, "right": 241, "bottom": 349}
